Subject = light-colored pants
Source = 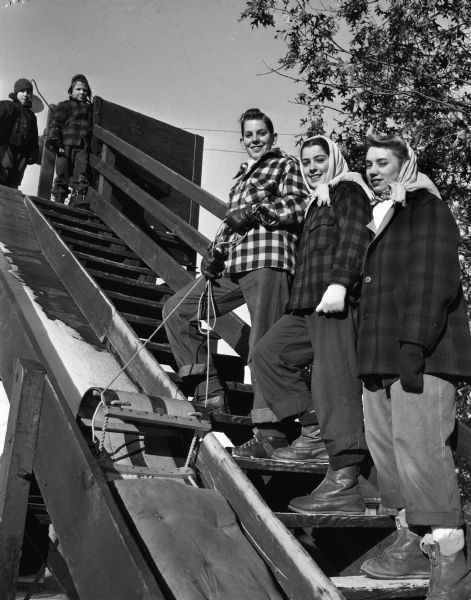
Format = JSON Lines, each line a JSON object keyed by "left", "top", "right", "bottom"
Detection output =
{"left": 363, "top": 375, "right": 463, "bottom": 527}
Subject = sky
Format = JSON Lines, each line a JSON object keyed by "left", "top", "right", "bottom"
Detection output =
{"left": 0, "top": 0, "right": 308, "bottom": 239}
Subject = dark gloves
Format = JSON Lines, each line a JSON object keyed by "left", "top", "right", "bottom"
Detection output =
{"left": 225, "top": 206, "right": 260, "bottom": 235}
{"left": 201, "top": 254, "right": 225, "bottom": 280}
{"left": 46, "top": 138, "right": 65, "bottom": 155}
{"left": 399, "top": 343, "right": 425, "bottom": 393}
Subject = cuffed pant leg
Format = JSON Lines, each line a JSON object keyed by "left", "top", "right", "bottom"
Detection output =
{"left": 52, "top": 155, "right": 70, "bottom": 197}
{"left": 391, "top": 375, "right": 463, "bottom": 528}
{"left": 250, "top": 313, "right": 313, "bottom": 423}
{"left": 308, "top": 307, "right": 366, "bottom": 469}
{"left": 363, "top": 385, "right": 405, "bottom": 509}
{"left": 70, "top": 147, "right": 90, "bottom": 191}
{"left": 162, "top": 276, "right": 245, "bottom": 394}
{"left": 239, "top": 268, "right": 292, "bottom": 421}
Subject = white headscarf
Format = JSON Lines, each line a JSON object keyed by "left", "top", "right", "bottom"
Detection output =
{"left": 385, "top": 142, "right": 441, "bottom": 205}
{"left": 301, "top": 136, "right": 375, "bottom": 210}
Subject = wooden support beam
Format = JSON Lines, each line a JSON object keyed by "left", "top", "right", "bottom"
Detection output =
{"left": 33, "top": 377, "right": 165, "bottom": 599}
{"left": 0, "top": 359, "right": 45, "bottom": 600}
{"left": 93, "top": 124, "right": 227, "bottom": 220}
{"left": 37, "top": 109, "right": 56, "bottom": 200}
{"left": 196, "top": 433, "right": 346, "bottom": 600}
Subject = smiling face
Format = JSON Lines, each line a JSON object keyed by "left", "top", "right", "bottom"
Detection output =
{"left": 365, "top": 147, "right": 403, "bottom": 194}
{"left": 241, "top": 119, "right": 276, "bottom": 161}
{"left": 301, "top": 144, "right": 330, "bottom": 190}
{"left": 71, "top": 81, "right": 89, "bottom": 102}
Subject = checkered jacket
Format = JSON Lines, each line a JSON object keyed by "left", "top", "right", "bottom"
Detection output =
{"left": 49, "top": 99, "right": 92, "bottom": 148}
{"left": 224, "top": 149, "right": 307, "bottom": 275}
{"left": 288, "top": 181, "right": 372, "bottom": 310}
{"left": 357, "top": 189, "right": 471, "bottom": 378}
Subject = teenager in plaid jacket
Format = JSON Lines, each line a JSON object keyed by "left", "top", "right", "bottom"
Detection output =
{"left": 243, "top": 137, "right": 372, "bottom": 514}
{"left": 48, "top": 74, "right": 92, "bottom": 206}
{"left": 357, "top": 135, "right": 471, "bottom": 598}
{"left": 162, "top": 108, "right": 307, "bottom": 418}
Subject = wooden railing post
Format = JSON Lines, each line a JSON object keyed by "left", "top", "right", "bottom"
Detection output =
{"left": 0, "top": 359, "right": 45, "bottom": 600}
{"left": 37, "top": 108, "right": 56, "bottom": 200}
{"left": 98, "top": 143, "right": 116, "bottom": 205}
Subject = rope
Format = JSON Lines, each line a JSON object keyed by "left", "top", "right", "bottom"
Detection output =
{"left": 30, "top": 79, "right": 52, "bottom": 110}
{"left": 92, "top": 277, "right": 202, "bottom": 448}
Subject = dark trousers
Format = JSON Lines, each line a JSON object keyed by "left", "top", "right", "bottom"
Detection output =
{"left": 0, "top": 144, "right": 28, "bottom": 188}
{"left": 250, "top": 308, "right": 367, "bottom": 469}
{"left": 52, "top": 146, "right": 89, "bottom": 199}
{"left": 162, "top": 268, "right": 291, "bottom": 415}
{"left": 363, "top": 376, "right": 463, "bottom": 527}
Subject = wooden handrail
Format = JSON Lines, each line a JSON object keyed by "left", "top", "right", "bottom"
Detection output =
{"left": 93, "top": 124, "right": 228, "bottom": 220}
{"left": 90, "top": 154, "right": 210, "bottom": 256}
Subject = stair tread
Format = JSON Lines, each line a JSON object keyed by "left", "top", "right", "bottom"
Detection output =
{"left": 232, "top": 455, "right": 328, "bottom": 473}
{"left": 49, "top": 220, "right": 123, "bottom": 244}
{"left": 333, "top": 575, "right": 428, "bottom": 598}
{"left": 61, "top": 235, "right": 138, "bottom": 261}
{"left": 75, "top": 251, "right": 156, "bottom": 274}
{"left": 109, "top": 290, "right": 164, "bottom": 309}
{"left": 87, "top": 269, "right": 172, "bottom": 293}
{"left": 33, "top": 195, "right": 94, "bottom": 216}
{"left": 276, "top": 512, "right": 395, "bottom": 528}
{"left": 120, "top": 312, "right": 162, "bottom": 326}
{"left": 42, "top": 208, "right": 113, "bottom": 233}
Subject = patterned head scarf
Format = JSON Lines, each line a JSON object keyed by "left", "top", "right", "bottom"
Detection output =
{"left": 300, "top": 135, "right": 374, "bottom": 208}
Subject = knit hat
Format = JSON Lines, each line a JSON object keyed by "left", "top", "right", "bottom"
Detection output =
{"left": 68, "top": 74, "right": 92, "bottom": 97}
{"left": 9, "top": 78, "right": 33, "bottom": 100}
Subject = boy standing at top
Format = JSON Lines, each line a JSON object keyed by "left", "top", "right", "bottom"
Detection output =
{"left": 48, "top": 74, "right": 92, "bottom": 207}
{"left": 0, "top": 78, "right": 39, "bottom": 189}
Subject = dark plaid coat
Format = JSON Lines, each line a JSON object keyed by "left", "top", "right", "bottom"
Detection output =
{"left": 357, "top": 189, "right": 471, "bottom": 378}
{"left": 288, "top": 181, "right": 372, "bottom": 310}
{"left": 49, "top": 99, "right": 92, "bottom": 148}
{"left": 225, "top": 148, "right": 307, "bottom": 275}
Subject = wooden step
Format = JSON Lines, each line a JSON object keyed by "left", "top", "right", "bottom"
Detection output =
{"left": 33, "top": 195, "right": 97, "bottom": 219}
{"left": 106, "top": 406, "right": 211, "bottom": 432}
{"left": 87, "top": 269, "right": 172, "bottom": 297}
{"left": 98, "top": 460, "right": 195, "bottom": 481}
{"left": 62, "top": 236, "right": 145, "bottom": 264}
{"left": 48, "top": 221, "right": 124, "bottom": 246}
{"left": 41, "top": 208, "right": 114, "bottom": 234}
{"left": 276, "top": 512, "right": 395, "bottom": 529}
{"left": 120, "top": 312, "right": 162, "bottom": 328}
{"left": 108, "top": 291, "right": 164, "bottom": 311}
{"left": 232, "top": 455, "right": 328, "bottom": 474}
{"left": 332, "top": 575, "right": 428, "bottom": 599}
{"left": 74, "top": 252, "right": 156, "bottom": 275}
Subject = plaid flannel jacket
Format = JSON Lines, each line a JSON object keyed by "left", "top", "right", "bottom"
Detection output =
{"left": 357, "top": 189, "right": 471, "bottom": 378}
{"left": 49, "top": 99, "right": 92, "bottom": 148}
{"left": 224, "top": 148, "right": 307, "bottom": 275}
{"left": 288, "top": 181, "right": 372, "bottom": 310}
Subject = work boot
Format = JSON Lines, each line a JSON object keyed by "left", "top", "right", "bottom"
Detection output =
{"left": 361, "top": 517, "right": 430, "bottom": 579}
{"left": 423, "top": 542, "right": 471, "bottom": 599}
{"left": 51, "top": 192, "right": 66, "bottom": 204}
{"left": 288, "top": 465, "right": 365, "bottom": 514}
{"left": 232, "top": 428, "right": 288, "bottom": 459}
{"left": 271, "top": 425, "right": 329, "bottom": 464}
{"left": 192, "top": 391, "right": 227, "bottom": 416}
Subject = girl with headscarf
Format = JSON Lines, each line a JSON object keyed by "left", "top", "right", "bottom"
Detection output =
{"left": 236, "top": 136, "right": 372, "bottom": 515}
{"left": 357, "top": 134, "right": 471, "bottom": 598}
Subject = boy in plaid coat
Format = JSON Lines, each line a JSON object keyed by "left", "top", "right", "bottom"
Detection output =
{"left": 246, "top": 137, "right": 372, "bottom": 515}
{"left": 0, "top": 78, "right": 38, "bottom": 188}
{"left": 163, "top": 108, "right": 307, "bottom": 419}
{"left": 48, "top": 74, "right": 92, "bottom": 206}
{"left": 358, "top": 134, "right": 471, "bottom": 599}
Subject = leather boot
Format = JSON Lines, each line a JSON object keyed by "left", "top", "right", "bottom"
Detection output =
{"left": 361, "top": 517, "right": 430, "bottom": 579}
{"left": 271, "top": 425, "right": 329, "bottom": 464}
{"left": 288, "top": 465, "right": 365, "bottom": 514}
{"left": 424, "top": 542, "right": 471, "bottom": 600}
{"left": 232, "top": 428, "right": 288, "bottom": 459}
{"left": 192, "top": 391, "right": 227, "bottom": 416}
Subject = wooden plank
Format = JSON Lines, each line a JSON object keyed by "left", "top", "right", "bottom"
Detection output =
{"left": 89, "top": 188, "right": 197, "bottom": 291}
{"left": 106, "top": 406, "right": 211, "bottom": 432}
{"left": 196, "top": 433, "right": 346, "bottom": 600}
{"left": 94, "top": 124, "right": 227, "bottom": 220}
{"left": 37, "top": 108, "right": 56, "bottom": 200}
{"left": 99, "top": 462, "right": 195, "bottom": 480}
{"left": 97, "top": 142, "right": 115, "bottom": 205}
{"left": 333, "top": 575, "right": 428, "bottom": 599}
{"left": 0, "top": 359, "right": 45, "bottom": 600}
{"left": 90, "top": 153, "right": 210, "bottom": 255}
{"left": 94, "top": 97, "right": 203, "bottom": 228}
{"left": 276, "top": 512, "right": 395, "bottom": 529}
{"left": 233, "top": 456, "right": 328, "bottom": 474}
{"left": 33, "top": 377, "right": 165, "bottom": 599}
{"left": 74, "top": 251, "right": 154, "bottom": 275}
